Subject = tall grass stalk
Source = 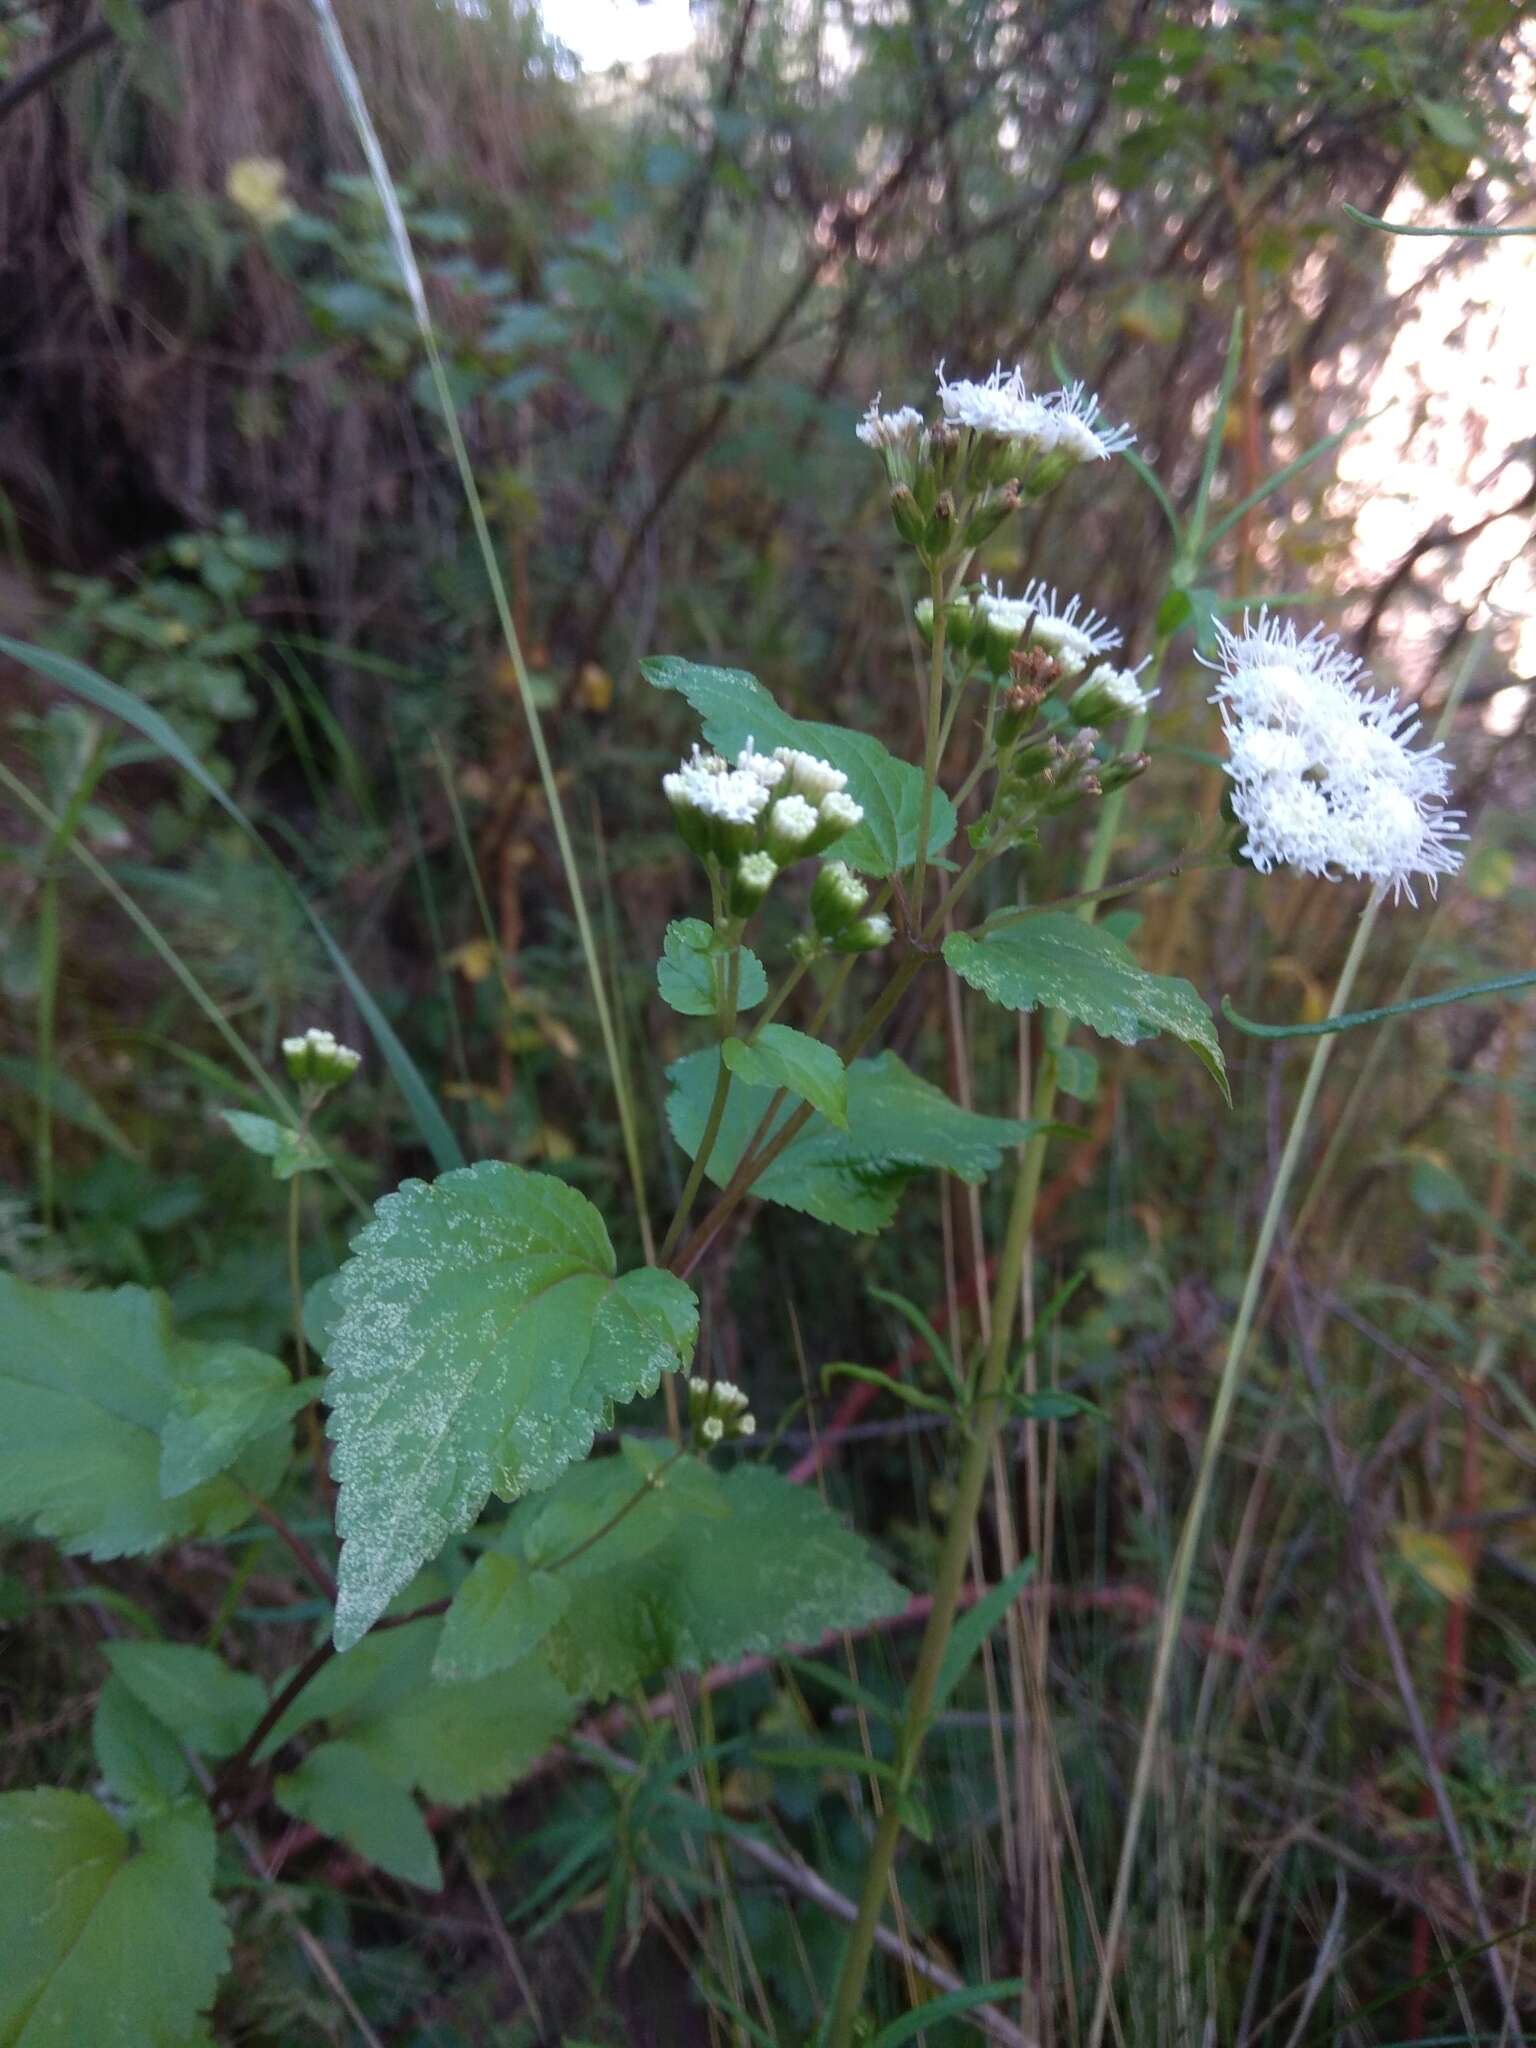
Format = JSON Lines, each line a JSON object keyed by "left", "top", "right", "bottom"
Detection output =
{"left": 1086, "top": 881, "right": 1386, "bottom": 2048}
{"left": 309, "top": 0, "right": 656, "bottom": 1262}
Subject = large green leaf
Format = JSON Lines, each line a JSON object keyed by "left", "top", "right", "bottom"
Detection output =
{"left": 263, "top": 1616, "right": 577, "bottom": 1805}
{"left": 159, "top": 1342, "right": 311, "bottom": 1498}
{"left": 944, "top": 914, "right": 1229, "bottom": 1100}
{"left": 0, "top": 1275, "right": 290, "bottom": 1559}
{"left": 666, "top": 1048, "right": 1034, "bottom": 1234}
{"left": 104, "top": 1641, "right": 266, "bottom": 1759}
{"left": 92, "top": 1678, "right": 191, "bottom": 1810}
{"left": 322, "top": 1162, "right": 699, "bottom": 1649}
{"left": 723, "top": 1025, "right": 848, "bottom": 1129}
{"left": 276, "top": 1740, "right": 442, "bottom": 1890}
{"left": 656, "top": 918, "right": 767, "bottom": 1017}
{"left": 641, "top": 655, "right": 955, "bottom": 877}
{"left": 496, "top": 1440, "right": 907, "bottom": 1702}
{"left": 0, "top": 1790, "right": 227, "bottom": 2047}
{"left": 432, "top": 1555, "right": 571, "bottom": 1682}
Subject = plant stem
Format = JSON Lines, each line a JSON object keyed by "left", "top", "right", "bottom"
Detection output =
{"left": 287, "top": 1176, "right": 309, "bottom": 1378}
{"left": 910, "top": 560, "right": 948, "bottom": 921}
{"left": 748, "top": 956, "right": 809, "bottom": 1040}
{"left": 658, "top": 945, "right": 740, "bottom": 1265}
{"left": 826, "top": 1048, "right": 1060, "bottom": 2046}
{"left": 1084, "top": 884, "right": 1384, "bottom": 2048}
{"left": 543, "top": 1449, "right": 686, "bottom": 1573}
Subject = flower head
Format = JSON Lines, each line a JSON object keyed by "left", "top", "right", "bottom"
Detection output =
{"left": 283, "top": 1025, "right": 360, "bottom": 1089}
{"left": 774, "top": 748, "right": 848, "bottom": 803}
{"left": 689, "top": 1375, "right": 754, "bottom": 1447}
{"left": 1207, "top": 613, "right": 1464, "bottom": 904}
{"left": 1069, "top": 658, "right": 1157, "bottom": 728}
{"left": 226, "top": 156, "right": 294, "bottom": 229}
{"left": 1047, "top": 381, "right": 1136, "bottom": 463}
{"left": 936, "top": 360, "right": 1057, "bottom": 444}
{"left": 856, "top": 397, "right": 925, "bottom": 461}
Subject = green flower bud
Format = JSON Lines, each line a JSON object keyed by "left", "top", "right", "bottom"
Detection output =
{"left": 831, "top": 912, "right": 893, "bottom": 955}
{"left": 1098, "top": 751, "right": 1150, "bottom": 793}
{"left": 890, "top": 484, "right": 926, "bottom": 547}
{"left": 283, "top": 1026, "right": 361, "bottom": 1090}
{"left": 811, "top": 859, "right": 868, "bottom": 938}
{"left": 802, "top": 790, "right": 864, "bottom": 856}
{"left": 730, "top": 851, "right": 777, "bottom": 915}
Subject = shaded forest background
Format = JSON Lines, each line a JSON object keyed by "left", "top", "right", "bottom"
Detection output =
{"left": 3, "top": 0, "right": 1535, "bottom": 2041}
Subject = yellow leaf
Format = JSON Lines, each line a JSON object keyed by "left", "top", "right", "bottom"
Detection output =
{"left": 1266, "top": 955, "right": 1328, "bottom": 1024}
{"left": 534, "top": 1124, "right": 576, "bottom": 1161}
{"left": 447, "top": 937, "right": 497, "bottom": 983}
{"left": 576, "top": 662, "right": 614, "bottom": 713}
{"left": 1393, "top": 1523, "right": 1471, "bottom": 1602}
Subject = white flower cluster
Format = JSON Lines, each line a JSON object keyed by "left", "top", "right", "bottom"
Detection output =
{"left": 974, "top": 578, "right": 1123, "bottom": 679}
{"left": 856, "top": 397, "right": 925, "bottom": 459}
{"left": 282, "top": 1025, "right": 361, "bottom": 1088}
{"left": 1070, "top": 658, "right": 1158, "bottom": 727}
{"left": 664, "top": 737, "right": 863, "bottom": 870}
{"left": 689, "top": 1374, "right": 755, "bottom": 1445}
{"left": 936, "top": 363, "right": 1134, "bottom": 461}
{"left": 1207, "top": 614, "right": 1464, "bottom": 905}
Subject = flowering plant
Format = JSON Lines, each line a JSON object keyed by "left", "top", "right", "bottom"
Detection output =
{"left": 0, "top": 319, "right": 1480, "bottom": 2045}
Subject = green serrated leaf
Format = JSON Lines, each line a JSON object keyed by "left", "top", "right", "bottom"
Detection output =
{"left": 945, "top": 916, "right": 1228, "bottom": 1102}
{"left": 92, "top": 1676, "right": 192, "bottom": 1809}
{"left": 723, "top": 1025, "right": 847, "bottom": 1129}
{"left": 498, "top": 1446, "right": 906, "bottom": 1703}
{"left": 667, "top": 1048, "right": 1032, "bottom": 1234}
{"left": 105, "top": 1641, "right": 266, "bottom": 1759}
{"left": 276, "top": 1740, "right": 442, "bottom": 1890}
{"left": 432, "top": 1557, "right": 571, "bottom": 1683}
{"left": 641, "top": 655, "right": 955, "bottom": 877}
{"left": 160, "top": 1343, "right": 310, "bottom": 1498}
{"left": 656, "top": 918, "right": 767, "bottom": 1017}
{"left": 0, "top": 1791, "right": 228, "bottom": 2046}
{"left": 261, "top": 1615, "right": 578, "bottom": 1804}
{"left": 322, "top": 1162, "right": 699, "bottom": 1649}
{"left": 0, "top": 1275, "right": 289, "bottom": 1560}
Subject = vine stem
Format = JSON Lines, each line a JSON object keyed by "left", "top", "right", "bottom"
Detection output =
{"left": 826, "top": 1048, "right": 1060, "bottom": 2047}
{"left": 1084, "top": 883, "right": 1384, "bottom": 2048}
{"left": 909, "top": 559, "right": 949, "bottom": 921}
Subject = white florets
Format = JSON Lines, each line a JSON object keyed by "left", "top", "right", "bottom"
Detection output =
{"left": 976, "top": 579, "right": 1122, "bottom": 677}
{"left": 769, "top": 794, "right": 819, "bottom": 847}
{"left": 283, "top": 1026, "right": 360, "bottom": 1071}
{"left": 935, "top": 363, "right": 1133, "bottom": 463}
{"left": 700, "top": 1415, "right": 724, "bottom": 1444}
{"left": 1047, "top": 380, "right": 1137, "bottom": 462}
{"left": 856, "top": 397, "right": 925, "bottom": 456}
{"left": 936, "top": 360, "right": 1058, "bottom": 443}
{"left": 664, "top": 745, "right": 772, "bottom": 827}
{"left": 1207, "top": 613, "right": 1464, "bottom": 905}
{"left": 774, "top": 747, "right": 848, "bottom": 802}
{"left": 1082, "top": 659, "right": 1158, "bottom": 715}
{"left": 861, "top": 913, "right": 893, "bottom": 944}
{"left": 817, "top": 791, "right": 863, "bottom": 835}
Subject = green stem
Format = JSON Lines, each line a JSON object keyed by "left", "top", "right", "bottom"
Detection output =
{"left": 543, "top": 1449, "right": 686, "bottom": 1574}
{"left": 909, "top": 561, "right": 949, "bottom": 921}
{"left": 1085, "top": 884, "right": 1384, "bottom": 2048}
{"left": 658, "top": 944, "right": 740, "bottom": 1266}
{"left": 748, "top": 957, "right": 809, "bottom": 1041}
{"left": 287, "top": 1174, "right": 309, "bottom": 1379}
{"left": 826, "top": 1049, "right": 1060, "bottom": 2046}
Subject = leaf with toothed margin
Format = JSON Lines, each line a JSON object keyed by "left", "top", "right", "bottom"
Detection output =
{"left": 943, "top": 915, "right": 1230, "bottom": 1102}
{"left": 321, "top": 1162, "right": 698, "bottom": 1650}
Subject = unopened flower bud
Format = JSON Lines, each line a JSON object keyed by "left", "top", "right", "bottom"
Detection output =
{"left": 803, "top": 789, "right": 863, "bottom": 855}
{"left": 890, "top": 483, "right": 926, "bottom": 547}
{"left": 773, "top": 748, "right": 848, "bottom": 804}
{"left": 831, "top": 912, "right": 893, "bottom": 955}
{"left": 962, "top": 481, "right": 1021, "bottom": 549}
{"left": 812, "top": 860, "right": 868, "bottom": 938}
{"left": 283, "top": 1026, "right": 361, "bottom": 1090}
{"left": 1099, "top": 751, "right": 1150, "bottom": 793}
{"left": 764, "top": 793, "right": 819, "bottom": 863}
{"left": 730, "top": 850, "right": 777, "bottom": 915}
{"left": 924, "top": 492, "right": 956, "bottom": 555}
